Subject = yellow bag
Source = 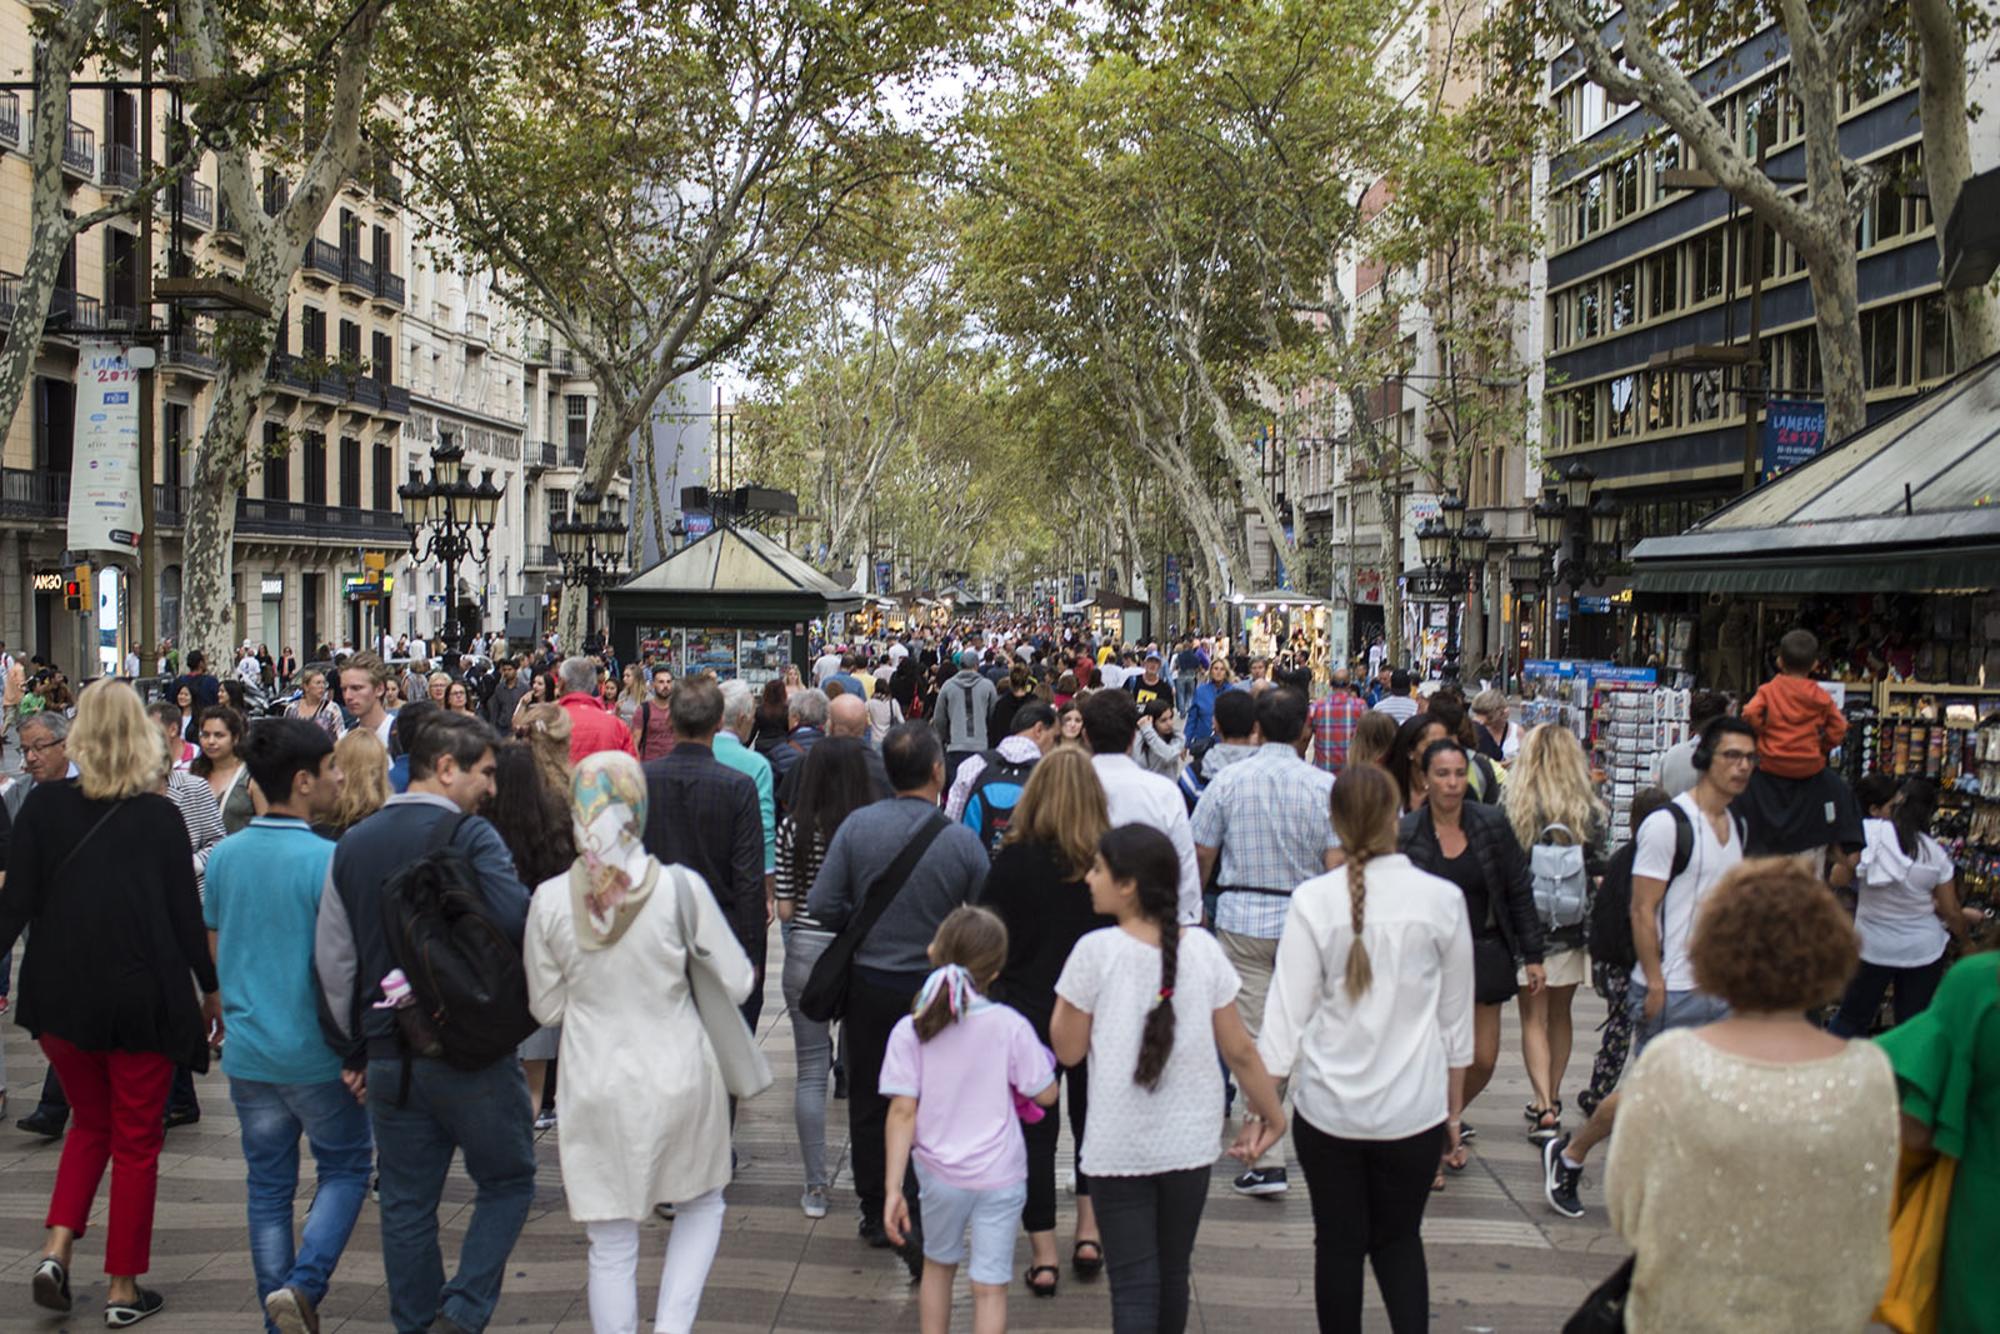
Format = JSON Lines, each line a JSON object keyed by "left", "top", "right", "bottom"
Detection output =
{"left": 1873, "top": 1147, "right": 1957, "bottom": 1334}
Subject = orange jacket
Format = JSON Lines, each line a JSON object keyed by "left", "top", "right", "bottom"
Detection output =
{"left": 1742, "top": 674, "right": 1847, "bottom": 779}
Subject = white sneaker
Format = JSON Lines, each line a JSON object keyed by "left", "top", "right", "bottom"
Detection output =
{"left": 801, "top": 1185, "right": 830, "bottom": 1220}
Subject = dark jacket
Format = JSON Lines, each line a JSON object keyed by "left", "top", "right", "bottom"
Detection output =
{"left": 768, "top": 726, "right": 824, "bottom": 787}
{"left": 982, "top": 839, "right": 1112, "bottom": 1042}
{"left": 641, "top": 742, "right": 766, "bottom": 957}
{"left": 0, "top": 783, "right": 217, "bottom": 1069}
{"left": 315, "top": 794, "right": 529, "bottom": 1063}
{"left": 481, "top": 675, "right": 530, "bottom": 731}
{"left": 1398, "top": 801, "right": 1546, "bottom": 965}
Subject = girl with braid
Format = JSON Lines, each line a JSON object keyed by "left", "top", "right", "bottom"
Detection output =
{"left": 1052, "top": 825, "right": 1286, "bottom": 1334}
{"left": 1259, "top": 765, "right": 1477, "bottom": 1334}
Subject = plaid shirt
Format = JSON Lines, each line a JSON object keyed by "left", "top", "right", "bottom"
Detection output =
{"left": 1310, "top": 690, "right": 1367, "bottom": 772}
{"left": 1190, "top": 743, "right": 1339, "bottom": 938}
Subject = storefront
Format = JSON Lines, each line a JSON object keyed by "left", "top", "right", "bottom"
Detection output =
{"left": 602, "top": 524, "right": 862, "bottom": 685}
{"left": 1226, "top": 591, "right": 1331, "bottom": 682}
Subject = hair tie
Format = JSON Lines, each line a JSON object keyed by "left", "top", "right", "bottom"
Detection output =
{"left": 915, "top": 963, "right": 976, "bottom": 1023}
{"left": 1155, "top": 987, "right": 1174, "bottom": 1005}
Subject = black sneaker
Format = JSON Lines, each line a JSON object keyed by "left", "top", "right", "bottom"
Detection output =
{"left": 17, "top": 1111, "right": 65, "bottom": 1139}
{"left": 163, "top": 1106, "right": 200, "bottom": 1130}
{"left": 858, "top": 1215, "right": 891, "bottom": 1248}
{"left": 1543, "top": 1133, "right": 1585, "bottom": 1219}
{"left": 1230, "top": 1165, "right": 1288, "bottom": 1197}
{"left": 898, "top": 1233, "right": 925, "bottom": 1282}
{"left": 104, "top": 1287, "right": 165, "bottom": 1327}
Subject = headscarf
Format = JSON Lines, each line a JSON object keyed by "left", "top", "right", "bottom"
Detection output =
{"left": 568, "top": 751, "right": 654, "bottom": 949}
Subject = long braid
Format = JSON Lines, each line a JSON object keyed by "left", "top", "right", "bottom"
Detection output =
{"left": 1135, "top": 894, "right": 1179, "bottom": 1090}
{"left": 1344, "top": 843, "right": 1374, "bottom": 998}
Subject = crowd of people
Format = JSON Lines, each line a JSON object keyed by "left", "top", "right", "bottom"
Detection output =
{"left": 0, "top": 617, "right": 1992, "bottom": 1334}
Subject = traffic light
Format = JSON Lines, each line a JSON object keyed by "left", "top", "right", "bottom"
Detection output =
{"left": 65, "top": 564, "right": 89, "bottom": 612}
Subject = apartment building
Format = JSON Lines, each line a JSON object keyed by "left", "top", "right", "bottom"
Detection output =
{"left": 1541, "top": 20, "right": 2000, "bottom": 644}
{"left": 0, "top": 0, "right": 411, "bottom": 668}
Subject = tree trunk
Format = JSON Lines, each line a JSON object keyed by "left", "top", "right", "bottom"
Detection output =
{"left": 0, "top": 2, "right": 101, "bottom": 447}
{"left": 1911, "top": 0, "right": 2000, "bottom": 365}
{"left": 179, "top": 340, "right": 274, "bottom": 663}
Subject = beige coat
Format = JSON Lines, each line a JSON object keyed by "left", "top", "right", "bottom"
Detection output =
{"left": 524, "top": 862, "right": 755, "bottom": 1221}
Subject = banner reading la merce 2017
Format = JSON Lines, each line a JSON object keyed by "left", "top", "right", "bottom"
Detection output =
{"left": 66, "top": 342, "right": 143, "bottom": 556}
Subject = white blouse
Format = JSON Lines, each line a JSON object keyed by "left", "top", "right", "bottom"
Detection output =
{"left": 1258, "top": 853, "right": 1475, "bottom": 1140}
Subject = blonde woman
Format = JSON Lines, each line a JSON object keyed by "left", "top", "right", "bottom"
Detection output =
{"left": 519, "top": 702, "right": 575, "bottom": 798}
{"left": 426, "top": 671, "right": 450, "bottom": 706}
{"left": 1501, "top": 723, "right": 1607, "bottom": 1142}
{"left": 619, "top": 664, "right": 647, "bottom": 725}
{"left": 0, "top": 681, "right": 220, "bottom": 1325}
{"left": 981, "top": 748, "right": 1113, "bottom": 1292}
{"left": 319, "top": 729, "right": 390, "bottom": 838}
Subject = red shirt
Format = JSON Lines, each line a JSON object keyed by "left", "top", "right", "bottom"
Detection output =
{"left": 560, "top": 692, "right": 639, "bottom": 764}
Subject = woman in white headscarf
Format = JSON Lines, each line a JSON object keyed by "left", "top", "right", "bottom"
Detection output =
{"left": 523, "top": 751, "right": 755, "bottom": 1334}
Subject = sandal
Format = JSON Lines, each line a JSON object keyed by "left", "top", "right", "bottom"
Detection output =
{"left": 1529, "top": 1107, "right": 1562, "bottom": 1142}
{"left": 1025, "top": 1264, "right": 1059, "bottom": 1298}
{"left": 32, "top": 1256, "right": 71, "bottom": 1313}
{"left": 1431, "top": 1165, "right": 1447, "bottom": 1191}
{"left": 1072, "top": 1239, "right": 1104, "bottom": 1280}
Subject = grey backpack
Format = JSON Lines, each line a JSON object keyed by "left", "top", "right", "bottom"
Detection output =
{"left": 1530, "top": 823, "right": 1590, "bottom": 931}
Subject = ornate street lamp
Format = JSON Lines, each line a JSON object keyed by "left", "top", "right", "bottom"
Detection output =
{"left": 1532, "top": 468, "right": 1625, "bottom": 653}
{"left": 553, "top": 480, "right": 630, "bottom": 649}
{"left": 1406, "top": 493, "right": 1500, "bottom": 681}
{"left": 401, "top": 433, "right": 503, "bottom": 659}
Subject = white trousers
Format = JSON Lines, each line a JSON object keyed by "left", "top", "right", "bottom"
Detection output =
{"left": 585, "top": 1189, "right": 727, "bottom": 1334}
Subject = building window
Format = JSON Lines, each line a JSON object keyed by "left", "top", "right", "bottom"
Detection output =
{"left": 372, "top": 330, "right": 393, "bottom": 383}
{"left": 373, "top": 443, "right": 394, "bottom": 509}
{"left": 34, "top": 377, "right": 75, "bottom": 472}
{"left": 339, "top": 318, "right": 362, "bottom": 365}
{"left": 546, "top": 486, "right": 570, "bottom": 537}
{"left": 1576, "top": 282, "right": 1601, "bottom": 340}
{"left": 1864, "top": 305, "right": 1902, "bottom": 389}
{"left": 1611, "top": 155, "right": 1640, "bottom": 221}
{"left": 1572, "top": 386, "right": 1597, "bottom": 444}
{"left": 302, "top": 306, "right": 326, "bottom": 358}
{"left": 1645, "top": 249, "right": 1680, "bottom": 319}
{"left": 1650, "top": 138, "right": 1681, "bottom": 202}
{"left": 1644, "top": 370, "right": 1678, "bottom": 432}
{"left": 1919, "top": 295, "right": 1953, "bottom": 381}
{"left": 566, "top": 394, "right": 590, "bottom": 451}
{"left": 1576, "top": 174, "right": 1603, "bottom": 239}
{"left": 303, "top": 431, "right": 327, "bottom": 505}
{"left": 263, "top": 422, "right": 290, "bottom": 500}
{"left": 1689, "top": 369, "right": 1723, "bottom": 422}
{"left": 339, "top": 436, "right": 361, "bottom": 508}
{"left": 1693, "top": 230, "right": 1727, "bottom": 302}
{"left": 1606, "top": 374, "right": 1637, "bottom": 438}
{"left": 1608, "top": 264, "right": 1637, "bottom": 331}
{"left": 164, "top": 402, "right": 187, "bottom": 492}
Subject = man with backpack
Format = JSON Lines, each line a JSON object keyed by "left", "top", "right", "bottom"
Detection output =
{"left": 943, "top": 701, "right": 1057, "bottom": 854}
{"left": 208, "top": 720, "right": 370, "bottom": 1334}
{"left": 1543, "top": 717, "right": 1755, "bottom": 1220}
{"left": 314, "top": 712, "right": 535, "bottom": 1334}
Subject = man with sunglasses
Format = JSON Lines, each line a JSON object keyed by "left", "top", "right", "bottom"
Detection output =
{"left": 1543, "top": 716, "right": 1757, "bottom": 1219}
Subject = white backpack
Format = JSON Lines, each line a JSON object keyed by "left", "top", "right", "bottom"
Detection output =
{"left": 1530, "top": 823, "right": 1590, "bottom": 931}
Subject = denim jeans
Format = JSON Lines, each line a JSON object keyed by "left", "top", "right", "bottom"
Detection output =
{"left": 366, "top": 1056, "right": 537, "bottom": 1334}
{"left": 230, "top": 1076, "right": 374, "bottom": 1330}
{"left": 780, "top": 926, "right": 836, "bottom": 1190}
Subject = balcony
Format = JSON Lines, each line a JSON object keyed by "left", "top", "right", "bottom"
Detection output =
{"left": 523, "top": 544, "right": 558, "bottom": 568}
{"left": 161, "top": 45, "right": 193, "bottom": 80}
{"left": 0, "top": 468, "right": 68, "bottom": 520}
{"left": 101, "top": 143, "right": 140, "bottom": 191}
{"left": 524, "top": 336, "right": 552, "bottom": 366}
{"left": 266, "top": 352, "right": 313, "bottom": 395}
{"left": 48, "top": 288, "right": 102, "bottom": 334}
{"left": 168, "top": 178, "right": 213, "bottom": 230}
{"left": 303, "top": 238, "right": 343, "bottom": 286}
{"left": 0, "top": 280, "right": 15, "bottom": 325}
{"left": 153, "top": 485, "right": 187, "bottom": 528}
{"left": 340, "top": 252, "right": 376, "bottom": 299}
{"left": 349, "top": 373, "right": 384, "bottom": 410}
{"left": 555, "top": 349, "right": 577, "bottom": 376}
{"left": 382, "top": 384, "right": 410, "bottom": 416}
{"left": 162, "top": 331, "right": 218, "bottom": 377}
{"left": 62, "top": 121, "right": 94, "bottom": 182}
{"left": 463, "top": 310, "right": 491, "bottom": 350}
{"left": 0, "top": 92, "right": 18, "bottom": 149}
{"left": 373, "top": 270, "right": 405, "bottom": 308}
{"left": 374, "top": 170, "right": 403, "bottom": 209}
{"left": 314, "top": 366, "right": 350, "bottom": 401}
{"left": 563, "top": 441, "right": 586, "bottom": 468}
{"left": 539, "top": 440, "right": 558, "bottom": 467}
{"left": 236, "top": 496, "right": 410, "bottom": 542}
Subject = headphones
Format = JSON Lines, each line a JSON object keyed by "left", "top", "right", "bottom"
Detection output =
{"left": 1691, "top": 720, "right": 1716, "bottom": 772}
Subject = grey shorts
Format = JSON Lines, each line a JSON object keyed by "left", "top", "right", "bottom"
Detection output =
{"left": 1625, "top": 980, "right": 1729, "bottom": 1060}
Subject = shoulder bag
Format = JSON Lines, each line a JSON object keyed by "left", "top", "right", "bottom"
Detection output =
{"left": 671, "top": 867, "right": 773, "bottom": 1100}
{"left": 798, "top": 813, "right": 949, "bottom": 1023}
{"left": 1563, "top": 1255, "right": 1633, "bottom": 1333}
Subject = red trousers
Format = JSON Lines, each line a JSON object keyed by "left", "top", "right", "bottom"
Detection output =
{"left": 40, "top": 1034, "right": 174, "bottom": 1275}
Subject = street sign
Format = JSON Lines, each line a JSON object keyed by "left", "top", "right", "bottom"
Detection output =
{"left": 1762, "top": 399, "right": 1826, "bottom": 480}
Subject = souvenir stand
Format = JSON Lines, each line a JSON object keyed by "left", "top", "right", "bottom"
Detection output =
{"left": 1081, "top": 589, "right": 1150, "bottom": 646}
{"left": 603, "top": 524, "right": 863, "bottom": 686}
{"left": 1632, "top": 352, "right": 2000, "bottom": 930}
{"left": 1519, "top": 660, "right": 1685, "bottom": 842}
{"left": 1226, "top": 592, "right": 1331, "bottom": 683}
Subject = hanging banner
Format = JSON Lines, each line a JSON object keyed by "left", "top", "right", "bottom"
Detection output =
{"left": 68, "top": 342, "right": 142, "bottom": 555}
{"left": 1164, "top": 554, "right": 1181, "bottom": 606}
{"left": 875, "top": 559, "right": 893, "bottom": 595}
{"left": 1761, "top": 399, "right": 1826, "bottom": 480}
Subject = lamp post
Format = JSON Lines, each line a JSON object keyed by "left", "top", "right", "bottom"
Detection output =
{"left": 553, "top": 483, "right": 629, "bottom": 652}
{"left": 1407, "top": 488, "right": 1493, "bottom": 681}
{"left": 1533, "top": 462, "right": 1624, "bottom": 655}
{"left": 399, "top": 433, "right": 503, "bottom": 662}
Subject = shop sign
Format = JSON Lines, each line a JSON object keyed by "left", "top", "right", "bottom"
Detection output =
{"left": 682, "top": 511, "right": 713, "bottom": 540}
{"left": 1355, "top": 568, "right": 1383, "bottom": 604}
{"left": 1762, "top": 399, "right": 1826, "bottom": 480}
{"left": 31, "top": 570, "right": 65, "bottom": 593}
{"left": 1575, "top": 595, "right": 1613, "bottom": 614}
{"left": 68, "top": 343, "right": 142, "bottom": 555}
{"left": 260, "top": 576, "right": 285, "bottom": 596}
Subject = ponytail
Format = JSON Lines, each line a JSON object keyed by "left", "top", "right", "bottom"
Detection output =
{"left": 913, "top": 964, "right": 977, "bottom": 1041}
{"left": 1329, "top": 766, "right": 1400, "bottom": 1000}
{"left": 912, "top": 907, "right": 1008, "bottom": 1042}
{"left": 1098, "top": 824, "right": 1184, "bottom": 1090}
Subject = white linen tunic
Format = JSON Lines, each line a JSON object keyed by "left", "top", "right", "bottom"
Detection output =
{"left": 524, "top": 863, "right": 755, "bottom": 1221}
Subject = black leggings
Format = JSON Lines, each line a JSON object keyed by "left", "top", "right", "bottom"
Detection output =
{"left": 1021, "top": 1060, "right": 1090, "bottom": 1233}
{"left": 1092, "top": 1167, "right": 1209, "bottom": 1334}
{"left": 1293, "top": 1115, "right": 1446, "bottom": 1334}
{"left": 1828, "top": 955, "right": 1947, "bottom": 1037}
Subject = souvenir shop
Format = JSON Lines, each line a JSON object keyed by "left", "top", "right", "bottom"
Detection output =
{"left": 1226, "top": 592, "right": 1332, "bottom": 682}
{"left": 1630, "top": 351, "right": 2000, "bottom": 921}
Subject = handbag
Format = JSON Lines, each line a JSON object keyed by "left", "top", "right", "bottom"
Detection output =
{"left": 1562, "top": 1255, "right": 1634, "bottom": 1334}
{"left": 1472, "top": 933, "right": 1518, "bottom": 1005}
{"left": 670, "top": 868, "right": 773, "bottom": 1100}
{"left": 797, "top": 813, "right": 949, "bottom": 1024}
{"left": 1874, "top": 1147, "right": 1957, "bottom": 1334}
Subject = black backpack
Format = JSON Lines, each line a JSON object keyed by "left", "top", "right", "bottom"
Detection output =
{"left": 380, "top": 813, "right": 537, "bottom": 1077}
{"left": 1589, "top": 804, "right": 1746, "bottom": 970}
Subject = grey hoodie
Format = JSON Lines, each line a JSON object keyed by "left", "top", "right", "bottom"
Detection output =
{"left": 1202, "top": 741, "right": 1260, "bottom": 780}
{"left": 934, "top": 668, "right": 997, "bottom": 753}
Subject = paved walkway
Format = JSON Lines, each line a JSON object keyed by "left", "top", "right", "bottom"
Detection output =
{"left": 0, "top": 941, "right": 1627, "bottom": 1332}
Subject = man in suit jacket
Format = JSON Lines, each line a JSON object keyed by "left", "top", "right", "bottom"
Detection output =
{"left": 640, "top": 677, "right": 767, "bottom": 1028}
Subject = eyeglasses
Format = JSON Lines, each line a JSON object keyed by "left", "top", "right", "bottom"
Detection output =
{"left": 22, "top": 740, "right": 61, "bottom": 756}
{"left": 1714, "top": 749, "right": 1758, "bottom": 768}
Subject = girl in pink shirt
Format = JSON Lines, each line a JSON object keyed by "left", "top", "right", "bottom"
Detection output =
{"left": 882, "top": 907, "right": 1058, "bottom": 1333}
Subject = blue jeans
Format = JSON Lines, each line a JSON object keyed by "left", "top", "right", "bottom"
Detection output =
{"left": 230, "top": 1076, "right": 374, "bottom": 1331}
{"left": 366, "top": 1056, "right": 537, "bottom": 1334}
{"left": 1626, "top": 979, "right": 1730, "bottom": 1060}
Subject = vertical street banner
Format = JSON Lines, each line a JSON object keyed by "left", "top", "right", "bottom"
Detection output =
{"left": 1070, "top": 573, "right": 1086, "bottom": 605}
{"left": 68, "top": 343, "right": 143, "bottom": 556}
{"left": 1762, "top": 399, "right": 1827, "bottom": 481}
{"left": 875, "top": 559, "right": 893, "bottom": 595}
{"left": 1164, "top": 554, "right": 1181, "bottom": 606}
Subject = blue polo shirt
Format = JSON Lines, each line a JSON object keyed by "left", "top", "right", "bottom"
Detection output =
{"left": 202, "top": 816, "right": 343, "bottom": 1085}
